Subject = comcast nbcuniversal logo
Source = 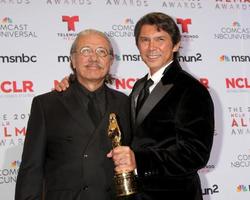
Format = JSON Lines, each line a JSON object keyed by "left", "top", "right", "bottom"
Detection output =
{"left": 0, "top": 17, "right": 38, "bottom": 38}
{"left": 214, "top": 21, "right": 250, "bottom": 40}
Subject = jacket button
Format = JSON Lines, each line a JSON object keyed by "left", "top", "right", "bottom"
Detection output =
{"left": 83, "top": 154, "right": 88, "bottom": 158}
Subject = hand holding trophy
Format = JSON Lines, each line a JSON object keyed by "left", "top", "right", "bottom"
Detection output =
{"left": 108, "top": 113, "right": 138, "bottom": 197}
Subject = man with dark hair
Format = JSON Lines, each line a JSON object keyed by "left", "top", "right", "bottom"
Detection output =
{"left": 108, "top": 12, "right": 214, "bottom": 200}
{"left": 15, "top": 29, "right": 131, "bottom": 200}
{"left": 55, "top": 12, "right": 214, "bottom": 200}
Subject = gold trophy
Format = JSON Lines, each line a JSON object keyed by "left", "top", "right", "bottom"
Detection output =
{"left": 108, "top": 113, "right": 138, "bottom": 197}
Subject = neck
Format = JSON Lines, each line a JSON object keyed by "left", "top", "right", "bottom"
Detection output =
{"left": 78, "top": 79, "right": 104, "bottom": 92}
{"left": 149, "top": 60, "right": 174, "bottom": 76}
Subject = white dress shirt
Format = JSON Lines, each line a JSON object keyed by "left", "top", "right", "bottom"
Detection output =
{"left": 147, "top": 60, "right": 173, "bottom": 93}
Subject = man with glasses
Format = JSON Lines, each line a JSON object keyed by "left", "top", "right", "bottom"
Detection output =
{"left": 54, "top": 12, "right": 214, "bottom": 200}
{"left": 15, "top": 29, "right": 131, "bottom": 200}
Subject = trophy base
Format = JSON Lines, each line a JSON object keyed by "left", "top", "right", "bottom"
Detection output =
{"left": 114, "top": 171, "right": 138, "bottom": 197}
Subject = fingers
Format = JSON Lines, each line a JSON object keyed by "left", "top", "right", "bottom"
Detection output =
{"left": 54, "top": 76, "right": 70, "bottom": 92}
{"left": 54, "top": 84, "right": 62, "bottom": 92}
{"left": 106, "top": 150, "right": 113, "bottom": 158}
{"left": 110, "top": 146, "right": 136, "bottom": 173}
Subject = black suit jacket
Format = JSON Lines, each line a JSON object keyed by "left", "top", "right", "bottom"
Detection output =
{"left": 130, "top": 60, "right": 214, "bottom": 200}
{"left": 15, "top": 82, "right": 131, "bottom": 200}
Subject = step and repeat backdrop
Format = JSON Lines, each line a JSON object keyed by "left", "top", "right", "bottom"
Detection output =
{"left": 0, "top": 0, "right": 250, "bottom": 199}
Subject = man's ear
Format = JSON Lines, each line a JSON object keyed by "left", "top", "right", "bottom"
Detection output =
{"left": 173, "top": 41, "right": 181, "bottom": 52}
{"left": 70, "top": 55, "right": 76, "bottom": 69}
{"left": 110, "top": 55, "right": 114, "bottom": 66}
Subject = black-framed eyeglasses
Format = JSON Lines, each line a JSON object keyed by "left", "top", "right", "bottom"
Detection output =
{"left": 75, "top": 46, "right": 110, "bottom": 57}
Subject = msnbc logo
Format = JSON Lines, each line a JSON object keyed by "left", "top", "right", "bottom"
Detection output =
{"left": 219, "top": 54, "right": 250, "bottom": 62}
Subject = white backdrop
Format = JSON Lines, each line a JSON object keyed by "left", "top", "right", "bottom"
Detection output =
{"left": 1, "top": 1, "right": 250, "bottom": 199}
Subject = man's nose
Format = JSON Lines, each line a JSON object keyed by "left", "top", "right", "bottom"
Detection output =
{"left": 148, "top": 40, "right": 156, "bottom": 50}
{"left": 89, "top": 51, "right": 98, "bottom": 60}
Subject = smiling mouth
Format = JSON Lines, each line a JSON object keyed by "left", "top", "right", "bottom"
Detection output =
{"left": 147, "top": 54, "right": 160, "bottom": 60}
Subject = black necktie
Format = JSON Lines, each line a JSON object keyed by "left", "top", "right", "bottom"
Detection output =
{"left": 136, "top": 79, "right": 154, "bottom": 115}
{"left": 87, "top": 92, "right": 101, "bottom": 126}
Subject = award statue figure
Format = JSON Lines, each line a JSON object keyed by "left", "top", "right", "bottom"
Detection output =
{"left": 108, "top": 113, "right": 138, "bottom": 197}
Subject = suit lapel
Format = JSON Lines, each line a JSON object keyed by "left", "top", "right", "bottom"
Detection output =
{"left": 135, "top": 60, "right": 182, "bottom": 127}
{"left": 131, "top": 76, "right": 147, "bottom": 125}
{"left": 57, "top": 83, "right": 95, "bottom": 135}
{"left": 136, "top": 81, "right": 173, "bottom": 126}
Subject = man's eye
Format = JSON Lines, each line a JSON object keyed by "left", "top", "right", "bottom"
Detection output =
{"left": 96, "top": 48, "right": 109, "bottom": 56}
{"left": 140, "top": 38, "right": 149, "bottom": 42}
{"left": 98, "top": 49, "right": 106, "bottom": 54}
{"left": 157, "top": 37, "right": 165, "bottom": 41}
{"left": 81, "top": 48, "right": 91, "bottom": 54}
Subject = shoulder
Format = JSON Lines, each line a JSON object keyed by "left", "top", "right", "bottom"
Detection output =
{"left": 106, "top": 86, "right": 128, "bottom": 99}
{"left": 31, "top": 90, "right": 64, "bottom": 110}
{"left": 177, "top": 70, "right": 213, "bottom": 102}
{"left": 183, "top": 71, "right": 207, "bottom": 89}
{"left": 106, "top": 86, "right": 130, "bottom": 109}
{"left": 33, "top": 90, "right": 58, "bottom": 101}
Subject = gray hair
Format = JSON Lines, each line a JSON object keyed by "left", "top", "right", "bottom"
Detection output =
{"left": 70, "top": 29, "right": 114, "bottom": 57}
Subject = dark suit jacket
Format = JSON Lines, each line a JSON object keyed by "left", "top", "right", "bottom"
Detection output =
{"left": 15, "top": 82, "right": 131, "bottom": 200}
{"left": 130, "top": 60, "right": 214, "bottom": 200}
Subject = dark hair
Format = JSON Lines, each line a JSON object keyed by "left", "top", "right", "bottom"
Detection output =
{"left": 134, "top": 12, "right": 181, "bottom": 47}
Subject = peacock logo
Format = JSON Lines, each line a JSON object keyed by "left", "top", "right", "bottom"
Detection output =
{"left": 236, "top": 185, "right": 250, "bottom": 192}
{"left": 219, "top": 55, "right": 230, "bottom": 62}
{"left": 124, "top": 18, "right": 134, "bottom": 24}
{"left": 10, "top": 160, "right": 21, "bottom": 168}
{"left": 1, "top": 17, "right": 12, "bottom": 24}
{"left": 232, "top": 21, "right": 240, "bottom": 27}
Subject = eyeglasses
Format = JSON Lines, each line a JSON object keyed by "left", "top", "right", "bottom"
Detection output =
{"left": 74, "top": 46, "right": 111, "bottom": 57}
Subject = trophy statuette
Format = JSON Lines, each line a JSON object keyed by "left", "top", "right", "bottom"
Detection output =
{"left": 108, "top": 113, "right": 138, "bottom": 197}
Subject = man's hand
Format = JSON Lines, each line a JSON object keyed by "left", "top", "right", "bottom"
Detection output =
{"left": 54, "top": 76, "right": 70, "bottom": 92}
{"left": 107, "top": 146, "right": 136, "bottom": 173}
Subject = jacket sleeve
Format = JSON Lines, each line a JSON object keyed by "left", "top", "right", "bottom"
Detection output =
{"left": 15, "top": 97, "right": 46, "bottom": 200}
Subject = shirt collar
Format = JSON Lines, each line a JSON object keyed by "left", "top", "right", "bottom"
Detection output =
{"left": 75, "top": 79, "right": 105, "bottom": 97}
{"left": 147, "top": 60, "right": 173, "bottom": 84}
